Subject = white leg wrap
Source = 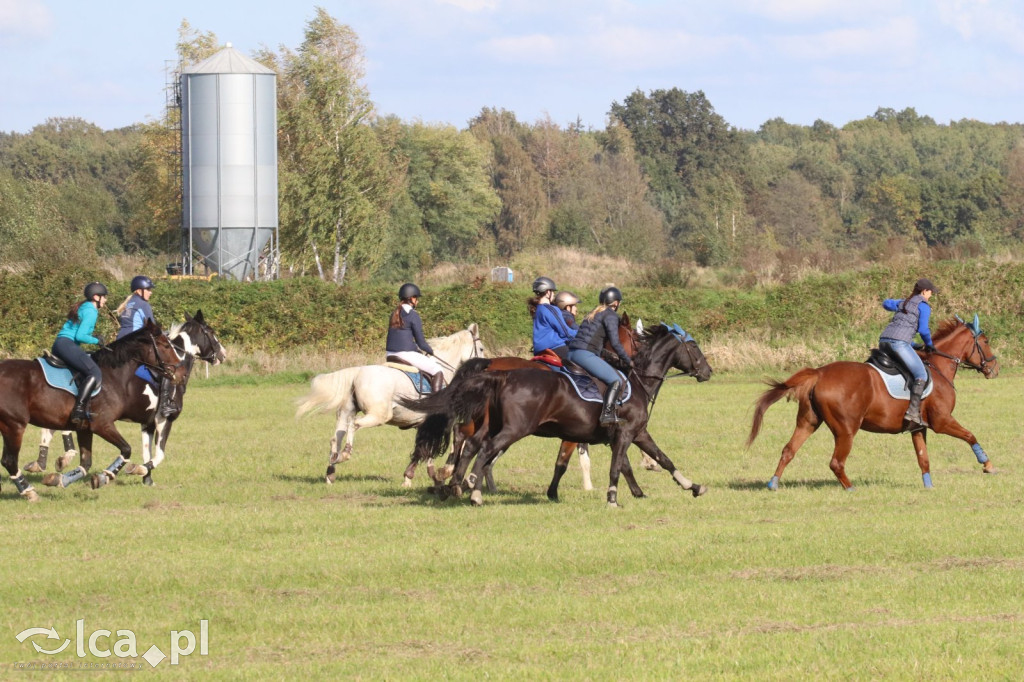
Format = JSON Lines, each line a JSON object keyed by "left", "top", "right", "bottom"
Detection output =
{"left": 672, "top": 470, "right": 693, "bottom": 489}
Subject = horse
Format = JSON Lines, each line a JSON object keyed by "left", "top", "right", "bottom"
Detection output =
{"left": 747, "top": 315, "right": 999, "bottom": 491}
{"left": 408, "top": 314, "right": 642, "bottom": 495}
{"left": 29, "top": 311, "right": 227, "bottom": 486}
{"left": 0, "top": 319, "right": 185, "bottom": 500}
{"left": 403, "top": 323, "right": 712, "bottom": 506}
{"left": 295, "top": 324, "right": 486, "bottom": 484}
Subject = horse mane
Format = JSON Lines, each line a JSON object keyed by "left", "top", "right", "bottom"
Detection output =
{"left": 933, "top": 318, "right": 961, "bottom": 342}
{"left": 638, "top": 323, "right": 673, "bottom": 345}
{"left": 92, "top": 326, "right": 158, "bottom": 369}
{"left": 427, "top": 328, "right": 468, "bottom": 356}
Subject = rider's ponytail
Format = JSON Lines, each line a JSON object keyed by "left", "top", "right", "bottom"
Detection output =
{"left": 899, "top": 283, "right": 925, "bottom": 314}
{"left": 389, "top": 305, "right": 404, "bottom": 330}
{"left": 114, "top": 294, "right": 133, "bottom": 316}
{"left": 585, "top": 304, "right": 609, "bottom": 322}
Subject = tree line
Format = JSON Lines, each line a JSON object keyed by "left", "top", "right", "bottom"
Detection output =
{"left": 2, "top": 9, "right": 1023, "bottom": 283}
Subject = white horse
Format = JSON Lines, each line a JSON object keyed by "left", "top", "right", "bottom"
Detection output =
{"left": 295, "top": 324, "right": 486, "bottom": 484}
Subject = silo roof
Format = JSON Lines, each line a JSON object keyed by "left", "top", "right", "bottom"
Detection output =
{"left": 182, "top": 43, "right": 275, "bottom": 75}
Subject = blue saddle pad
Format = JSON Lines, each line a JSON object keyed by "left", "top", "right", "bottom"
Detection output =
{"left": 391, "top": 368, "right": 432, "bottom": 394}
{"left": 552, "top": 366, "right": 631, "bottom": 404}
{"left": 36, "top": 358, "right": 101, "bottom": 397}
{"left": 135, "top": 365, "right": 160, "bottom": 389}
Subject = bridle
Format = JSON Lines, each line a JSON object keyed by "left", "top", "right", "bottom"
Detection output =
{"left": 927, "top": 320, "right": 997, "bottom": 377}
{"left": 626, "top": 334, "right": 705, "bottom": 416}
{"left": 140, "top": 331, "right": 184, "bottom": 381}
{"left": 430, "top": 328, "right": 485, "bottom": 373}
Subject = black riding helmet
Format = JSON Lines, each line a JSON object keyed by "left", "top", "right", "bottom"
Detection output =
{"left": 398, "top": 283, "right": 421, "bottom": 300}
{"left": 532, "top": 276, "right": 556, "bottom": 296}
{"left": 599, "top": 286, "right": 622, "bottom": 305}
{"left": 83, "top": 282, "right": 108, "bottom": 300}
{"left": 131, "top": 275, "right": 154, "bottom": 291}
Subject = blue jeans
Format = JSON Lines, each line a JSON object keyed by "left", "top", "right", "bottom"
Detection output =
{"left": 880, "top": 337, "right": 926, "bottom": 381}
{"left": 567, "top": 348, "right": 620, "bottom": 387}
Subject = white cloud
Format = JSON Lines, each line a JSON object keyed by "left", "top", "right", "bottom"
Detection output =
{"left": 0, "top": 0, "right": 53, "bottom": 42}
{"left": 732, "top": 0, "right": 898, "bottom": 23}
{"left": 938, "top": 0, "right": 1024, "bottom": 54}
{"left": 773, "top": 16, "right": 918, "bottom": 61}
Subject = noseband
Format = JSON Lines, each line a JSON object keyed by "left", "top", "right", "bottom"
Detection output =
{"left": 928, "top": 323, "right": 997, "bottom": 376}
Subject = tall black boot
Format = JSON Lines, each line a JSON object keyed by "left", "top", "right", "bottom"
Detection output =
{"left": 157, "top": 378, "right": 179, "bottom": 418}
{"left": 429, "top": 371, "right": 445, "bottom": 393}
{"left": 904, "top": 378, "right": 927, "bottom": 430}
{"left": 69, "top": 376, "right": 98, "bottom": 429}
{"left": 599, "top": 381, "right": 622, "bottom": 426}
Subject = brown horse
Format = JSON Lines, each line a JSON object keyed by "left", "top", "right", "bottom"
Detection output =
{"left": 404, "top": 314, "right": 640, "bottom": 494}
{"left": 748, "top": 316, "right": 999, "bottom": 491}
{"left": 0, "top": 320, "right": 185, "bottom": 500}
{"left": 403, "top": 323, "right": 711, "bottom": 506}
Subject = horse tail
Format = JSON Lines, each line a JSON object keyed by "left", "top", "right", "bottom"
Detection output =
{"left": 395, "top": 357, "right": 492, "bottom": 414}
{"left": 746, "top": 368, "right": 820, "bottom": 447}
{"left": 410, "top": 412, "right": 453, "bottom": 465}
{"left": 406, "top": 368, "right": 505, "bottom": 464}
{"left": 295, "top": 367, "right": 359, "bottom": 418}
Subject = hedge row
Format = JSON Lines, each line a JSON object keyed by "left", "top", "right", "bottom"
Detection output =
{"left": 2, "top": 261, "right": 1021, "bottom": 365}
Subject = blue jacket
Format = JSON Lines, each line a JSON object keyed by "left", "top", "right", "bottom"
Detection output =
{"left": 116, "top": 293, "right": 156, "bottom": 340}
{"left": 882, "top": 297, "right": 933, "bottom": 346}
{"left": 56, "top": 302, "right": 101, "bottom": 345}
{"left": 533, "top": 303, "right": 576, "bottom": 353}
{"left": 386, "top": 305, "right": 433, "bottom": 354}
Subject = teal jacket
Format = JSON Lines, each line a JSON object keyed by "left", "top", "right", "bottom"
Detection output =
{"left": 56, "top": 302, "right": 101, "bottom": 345}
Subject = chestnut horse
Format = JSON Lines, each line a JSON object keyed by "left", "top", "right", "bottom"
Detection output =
{"left": 0, "top": 320, "right": 184, "bottom": 499}
{"left": 403, "top": 323, "right": 712, "bottom": 506}
{"left": 748, "top": 315, "right": 999, "bottom": 491}
{"left": 405, "top": 314, "right": 641, "bottom": 494}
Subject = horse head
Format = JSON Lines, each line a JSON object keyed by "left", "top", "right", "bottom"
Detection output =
{"left": 635, "top": 323, "right": 712, "bottom": 383}
{"left": 178, "top": 310, "right": 227, "bottom": 365}
{"left": 956, "top": 313, "right": 999, "bottom": 379}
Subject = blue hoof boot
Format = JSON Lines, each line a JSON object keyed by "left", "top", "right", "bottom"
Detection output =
{"left": 767, "top": 476, "right": 779, "bottom": 491}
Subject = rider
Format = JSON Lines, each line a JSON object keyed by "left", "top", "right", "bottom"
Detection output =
{"left": 386, "top": 283, "right": 445, "bottom": 392}
{"left": 554, "top": 290, "right": 580, "bottom": 331}
{"left": 116, "top": 275, "right": 178, "bottom": 419}
{"left": 880, "top": 277, "right": 938, "bottom": 429}
{"left": 53, "top": 282, "right": 108, "bottom": 428}
{"left": 567, "top": 286, "right": 632, "bottom": 426}
{"left": 529, "top": 276, "right": 576, "bottom": 361}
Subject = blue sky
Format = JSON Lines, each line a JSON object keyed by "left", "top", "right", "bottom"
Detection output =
{"left": 2, "top": 0, "right": 1023, "bottom": 134}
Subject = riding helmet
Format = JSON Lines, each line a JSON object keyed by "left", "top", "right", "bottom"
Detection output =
{"left": 599, "top": 286, "right": 622, "bottom": 305}
{"left": 554, "top": 291, "right": 579, "bottom": 310}
{"left": 398, "top": 283, "right": 422, "bottom": 300}
{"left": 532, "top": 276, "right": 556, "bottom": 295}
{"left": 83, "top": 282, "right": 108, "bottom": 300}
{"left": 130, "top": 275, "right": 154, "bottom": 292}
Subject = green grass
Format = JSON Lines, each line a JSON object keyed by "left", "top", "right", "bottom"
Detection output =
{"left": 3, "top": 370, "right": 1023, "bottom": 679}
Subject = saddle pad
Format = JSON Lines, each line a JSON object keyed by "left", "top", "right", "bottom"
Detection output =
{"left": 553, "top": 365, "right": 631, "bottom": 404}
{"left": 387, "top": 366, "right": 431, "bottom": 394}
{"left": 135, "top": 365, "right": 160, "bottom": 389}
{"left": 36, "top": 358, "right": 101, "bottom": 397}
{"left": 867, "top": 364, "right": 934, "bottom": 400}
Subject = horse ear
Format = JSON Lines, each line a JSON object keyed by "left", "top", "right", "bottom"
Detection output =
{"left": 195, "top": 309, "right": 204, "bottom": 323}
{"left": 468, "top": 322, "right": 478, "bottom": 335}
{"left": 184, "top": 311, "right": 193, "bottom": 323}
{"left": 972, "top": 313, "right": 980, "bottom": 335}
{"left": 636, "top": 319, "right": 644, "bottom": 334}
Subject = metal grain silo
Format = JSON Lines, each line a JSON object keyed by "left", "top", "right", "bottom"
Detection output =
{"left": 181, "top": 44, "right": 278, "bottom": 281}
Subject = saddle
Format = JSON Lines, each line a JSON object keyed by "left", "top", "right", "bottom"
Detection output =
{"left": 864, "top": 345, "right": 933, "bottom": 399}
{"left": 37, "top": 355, "right": 102, "bottom": 397}
{"left": 551, "top": 364, "right": 631, "bottom": 404}
{"left": 384, "top": 355, "right": 434, "bottom": 395}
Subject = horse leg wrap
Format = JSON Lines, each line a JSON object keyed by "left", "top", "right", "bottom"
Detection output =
{"left": 607, "top": 486, "right": 618, "bottom": 506}
{"left": 671, "top": 470, "right": 693, "bottom": 489}
{"left": 767, "top": 475, "right": 780, "bottom": 491}
{"left": 922, "top": 472, "right": 933, "bottom": 488}
{"left": 33, "top": 445, "right": 49, "bottom": 471}
{"left": 11, "top": 472, "right": 32, "bottom": 494}
{"left": 465, "top": 472, "right": 477, "bottom": 489}
{"left": 62, "top": 432, "right": 76, "bottom": 454}
{"left": 971, "top": 443, "right": 988, "bottom": 465}
{"left": 56, "top": 466, "right": 88, "bottom": 488}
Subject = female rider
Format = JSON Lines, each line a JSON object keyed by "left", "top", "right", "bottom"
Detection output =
{"left": 528, "top": 276, "right": 576, "bottom": 361}
{"left": 53, "top": 282, "right": 108, "bottom": 428}
{"left": 567, "top": 286, "right": 632, "bottom": 426}
{"left": 880, "top": 277, "right": 938, "bottom": 429}
{"left": 386, "top": 283, "right": 445, "bottom": 392}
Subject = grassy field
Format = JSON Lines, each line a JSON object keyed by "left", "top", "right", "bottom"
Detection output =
{"left": 3, "top": 369, "right": 1023, "bottom": 679}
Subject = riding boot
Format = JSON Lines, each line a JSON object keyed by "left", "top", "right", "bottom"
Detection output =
{"left": 68, "top": 376, "right": 98, "bottom": 429}
{"left": 903, "top": 378, "right": 928, "bottom": 430}
{"left": 157, "top": 378, "right": 179, "bottom": 418}
{"left": 429, "top": 371, "right": 445, "bottom": 393}
{"left": 599, "top": 381, "right": 622, "bottom": 426}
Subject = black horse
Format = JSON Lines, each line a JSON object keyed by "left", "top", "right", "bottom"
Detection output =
{"left": 403, "top": 324, "right": 713, "bottom": 506}
{"left": 0, "top": 319, "right": 184, "bottom": 500}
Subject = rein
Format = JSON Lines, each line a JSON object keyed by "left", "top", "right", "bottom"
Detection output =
{"left": 927, "top": 323, "right": 997, "bottom": 377}
{"left": 627, "top": 338, "right": 703, "bottom": 417}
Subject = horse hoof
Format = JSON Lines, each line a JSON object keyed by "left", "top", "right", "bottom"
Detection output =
{"left": 401, "top": 477, "right": 413, "bottom": 489}
{"left": 470, "top": 490, "right": 483, "bottom": 506}
{"left": 143, "top": 475, "right": 155, "bottom": 487}
{"left": 21, "top": 488, "right": 40, "bottom": 502}
{"left": 766, "top": 476, "right": 779, "bottom": 491}
{"left": 56, "top": 454, "right": 74, "bottom": 472}
{"left": 24, "top": 461, "right": 44, "bottom": 474}
{"left": 325, "top": 474, "right": 335, "bottom": 485}
{"left": 983, "top": 461, "right": 995, "bottom": 474}
{"left": 41, "top": 473, "right": 62, "bottom": 488}
{"left": 691, "top": 484, "right": 707, "bottom": 498}
{"left": 91, "top": 473, "right": 111, "bottom": 490}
